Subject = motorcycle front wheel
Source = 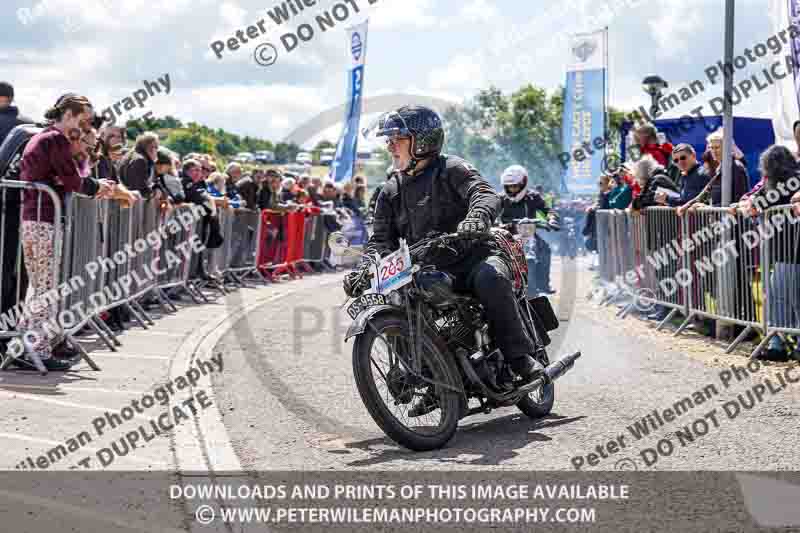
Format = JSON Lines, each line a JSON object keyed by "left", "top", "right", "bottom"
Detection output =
{"left": 352, "top": 315, "right": 461, "bottom": 451}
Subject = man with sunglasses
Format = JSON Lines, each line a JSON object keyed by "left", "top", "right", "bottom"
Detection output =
{"left": 344, "top": 106, "right": 546, "bottom": 416}
{"left": 656, "top": 144, "right": 709, "bottom": 207}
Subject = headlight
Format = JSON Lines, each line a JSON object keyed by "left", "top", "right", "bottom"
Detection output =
{"left": 517, "top": 222, "right": 536, "bottom": 238}
{"left": 388, "top": 291, "right": 403, "bottom": 306}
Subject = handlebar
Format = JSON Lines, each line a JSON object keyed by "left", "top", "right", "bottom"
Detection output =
{"left": 500, "top": 219, "right": 560, "bottom": 232}
{"left": 355, "top": 232, "right": 496, "bottom": 269}
{"left": 411, "top": 231, "right": 494, "bottom": 247}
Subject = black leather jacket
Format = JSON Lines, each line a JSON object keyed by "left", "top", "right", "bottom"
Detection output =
{"left": 367, "top": 154, "right": 501, "bottom": 257}
{"left": 632, "top": 171, "right": 679, "bottom": 210}
{"left": 499, "top": 191, "right": 555, "bottom": 227}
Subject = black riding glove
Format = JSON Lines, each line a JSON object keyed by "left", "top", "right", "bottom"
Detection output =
{"left": 457, "top": 214, "right": 488, "bottom": 234}
{"left": 343, "top": 269, "right": 371, "bottom": 298}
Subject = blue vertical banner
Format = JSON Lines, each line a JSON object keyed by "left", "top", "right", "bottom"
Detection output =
{"left": 562, "top": 30, "right": 607, "bottom": 195}
{"left": 332, "top": 20, "right": 369, "bottom": 183}
{"left": 791, "top": 0, "right": 800, "bottom": 114}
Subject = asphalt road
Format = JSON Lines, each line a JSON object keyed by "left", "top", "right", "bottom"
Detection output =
{"left": 4, "top": 258, "right": 799, "bottom": 532}
{"left": 211, "top": 257, "right": 800, "bottom": 472}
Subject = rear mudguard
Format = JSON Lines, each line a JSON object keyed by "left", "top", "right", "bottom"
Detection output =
{"left": 344, "top": 304, "right": 402, "bottom": 341}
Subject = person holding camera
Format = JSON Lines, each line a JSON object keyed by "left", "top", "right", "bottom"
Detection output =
{"left": 16, "top": 94, "right": 115, "bottom": 371}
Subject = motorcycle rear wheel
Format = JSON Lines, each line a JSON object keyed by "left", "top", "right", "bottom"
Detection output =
{"left": 352, "top": 315, "right": 462, "bottom": 451}
{"left": 516, "top": 303, "right": 556, "bottom": 419}
{"left": 516, "top": 380, "right": 555, "bottom": 418}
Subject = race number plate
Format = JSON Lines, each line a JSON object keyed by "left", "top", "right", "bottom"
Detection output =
{"left": 375, "top": 240, "right": 413, "bottom": 293}
{"left": 347, "top": 293, "right": 387, "bottom": 319}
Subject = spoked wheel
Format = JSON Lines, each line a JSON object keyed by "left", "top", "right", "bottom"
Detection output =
{"left": 516, "top": 376, "right": 555, "bottom": 418}
{"left": 352, "top": 315, "right": 461, "bottom": 451}
{"left": 517, "top": 300, "right": 556, "bottom": 419}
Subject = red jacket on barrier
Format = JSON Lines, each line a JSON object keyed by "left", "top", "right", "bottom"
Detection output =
{"left": 257, "top": 211, "right": 285, "bottom": 270}
{"left": 257, "top": 207, "right": 318, "bottom": 278}
{"left": 284, "top": 211, "right": 306, "bottom": 264}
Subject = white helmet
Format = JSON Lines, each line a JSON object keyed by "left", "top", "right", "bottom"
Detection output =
{"left": 501, "top": 165, "right": 528, "bottom": 202}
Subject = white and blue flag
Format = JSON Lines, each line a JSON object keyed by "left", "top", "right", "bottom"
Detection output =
{"left": 332, "top": 20, "right": 369, "bottom": 183}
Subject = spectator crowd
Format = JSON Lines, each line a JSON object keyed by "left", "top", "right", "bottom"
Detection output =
{"left": 0, "top": 82, "right": 370, "bottom": 372}
{"left": 586, "top": 121, "right": 800, "bottom": 362}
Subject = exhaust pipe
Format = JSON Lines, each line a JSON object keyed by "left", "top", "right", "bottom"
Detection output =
{"left": 517, "top": 351, "right": 581, "bottom": 395}
{"left": 544, "top": 350, "right": 581, "bottom": 381}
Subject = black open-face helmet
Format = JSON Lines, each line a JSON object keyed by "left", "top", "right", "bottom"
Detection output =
{"left": 364, "top": 105, "right": 444, "bottom": 172}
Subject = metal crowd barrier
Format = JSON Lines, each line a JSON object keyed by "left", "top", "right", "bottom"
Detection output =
{"left": 60, "top": 194, "right": 117, "bottom": 354}
{"left": 196, "top": 207, "right": 267, "bottom": 290}
{"left": 255, "top": 210, "right": 315, "bottom": 280}
{"left": 756, "top": 205, "right": 800, "bottom": 356}
{"left": 302, "top": 212, "right": 330, "bottom": 268}
{"left": 594, "top": 210, "right": 633, "bottom": 306}
{"left": 676, "top": 208, "right": 764, "bottom": 353}
{"left": 595, "top": 205, "right": 800, "bottom": 357}
{"left": 622, "top": 207, "right": 688, "bottom": 324}
{"left": 0, "top": 189, "right": 337, "bottom": 374}
{"left": 594, "top": 210, "right": 613, "bottom": 283}
{"left": 226, "top": 208, "right": 266, "bottom": 284}
{"left": 0, "top": 180, "right": 70, "bottom": 373}
{"left": 156, "top": 204, "right": 205, "bottom": 303}
{"left": 203, "top": 206, "right": 235, "bottom": 293}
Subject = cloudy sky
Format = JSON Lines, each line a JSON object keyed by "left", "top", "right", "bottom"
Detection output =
{"left": 2, "top": 0, "right": 786, "bottom": 148}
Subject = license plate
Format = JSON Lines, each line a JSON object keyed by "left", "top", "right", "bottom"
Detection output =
{"left": 347, "top": 293, "right": 387, "bottom": 319}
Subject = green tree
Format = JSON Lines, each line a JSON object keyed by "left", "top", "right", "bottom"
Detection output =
{"left": 163, "top": 129, "right": 216, "bottom": 156}
{"left": 493, "top": 84, "right": 564, "bottom": 190}
{"left": 443, "top": 85, "right": 630, "bottom": 192}
{"left": 310, "top": 140, "right": 335, "bottom": 164}
{"left": 314, "top": 140, "right": 335, "bottom": 151}
{"left": 216, "top": 137, "right": 237, "bottom": 156}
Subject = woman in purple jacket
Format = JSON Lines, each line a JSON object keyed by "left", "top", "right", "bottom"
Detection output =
{"left": 17, "top": 94, "right": 113, "bottom": 371}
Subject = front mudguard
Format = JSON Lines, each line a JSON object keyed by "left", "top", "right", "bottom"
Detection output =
{"left": 344, "top": 304, "right": 404, "bottom": 341}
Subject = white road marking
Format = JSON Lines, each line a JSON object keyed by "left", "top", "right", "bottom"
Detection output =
{"left": 87, "top": 353, "right": 171, "bottom": 360}
{"left": 0, "top": 384, "right": 146, "bottom": 395}
{"left": 0, "top": 389, "right": 152, "bottom": 422}
{"left": 0, "top": 432, "right": 170, "bottom": 468}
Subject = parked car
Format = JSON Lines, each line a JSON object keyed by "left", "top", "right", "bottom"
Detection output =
{"left": 296, "top": 152, "right": 313, "bottom": 165}
{"left": 255, "top": 150, "right": 275, "bottom": 163}
{"left": 320, "top": 148, "right": 336, "bottom": 166}
{"left": 283, "top": 163, "right": 311, "bottom": 176}
{"left": 233, "top": 152, "right": 255, "bottom": 163}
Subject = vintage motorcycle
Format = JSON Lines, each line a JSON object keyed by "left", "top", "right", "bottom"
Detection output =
{"left": 332, "top": 229, "right": 581, "bottom": 451}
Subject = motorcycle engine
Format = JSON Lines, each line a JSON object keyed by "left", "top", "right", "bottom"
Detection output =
{"left": 435, "top": 309, "right": 475, "bottom": 351}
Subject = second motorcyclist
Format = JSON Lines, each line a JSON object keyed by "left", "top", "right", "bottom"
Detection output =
{"left": 498, "top": 165, "right": 559, "bottom": 294}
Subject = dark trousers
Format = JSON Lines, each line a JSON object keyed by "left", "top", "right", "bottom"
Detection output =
{"left": 444, "top": 253, "right": 534, "bottom": 360}
{"left": 191, "top": 218, "right": 208, "bottom": 278}
{"left": 1, "top": 189, "right": 27, "bottom": 321}
{"left": 535, "top": 235, "right": 551, "bottom": 290}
